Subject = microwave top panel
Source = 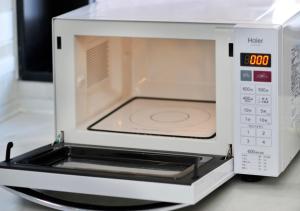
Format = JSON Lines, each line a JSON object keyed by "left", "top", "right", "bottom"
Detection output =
{"left": 56, "top": 0, "right": 300, "bottom": 25}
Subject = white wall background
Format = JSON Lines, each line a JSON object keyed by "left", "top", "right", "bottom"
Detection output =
{"left": 0, "top": 0, "right": 54, "bottom": 122}
{"left": 0, "top": 0, "right": 18, "bottom": 121}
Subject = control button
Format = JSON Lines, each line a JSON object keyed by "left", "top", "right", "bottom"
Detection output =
{"left": 241, "top": 115, "right": 256, "bottom": 124}
{"left": 241, "top": 70, "right": 252, "bottom": 81}
{"left": 241, "top": 105, "right": 255, "bottom": 115}
{"left": 256, "top": 85, "right": 271, "bottom": 95}
{"left": 241, "top": 137, "right": 255, "bottom": 146}
{"left": 241, "top": 85, "right": 255, "bottom": 94}
{"left": 256, "top": 107, "right": 271, "bottom": 116}
{"left": 241, "top": 94, "right": 255, "bottom": 104}
{"left": 256, "top": 95, "right": 272, "bottom": 105}
{"left": 256, "top": 116, "right": 272, "bottom": 125}
{"left": 241, "top": 128, "right": 256, "bottom": 137}
{"left": 256, "top": 138, "right": 272, "bottom": 147}
{"left": 254, "top": 71, "right": 271, "bottom": 82}
{"left": 257, "top": 129, "right": 272, "bottom": 138}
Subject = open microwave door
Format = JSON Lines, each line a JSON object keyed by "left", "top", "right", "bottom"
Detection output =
{"left": 0, "top": 142, "right": 234, "bottom": 209}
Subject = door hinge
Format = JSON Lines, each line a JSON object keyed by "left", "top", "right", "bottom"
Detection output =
{"left": 225, "top": 144, "right": 233, "bottom": 160}
{"left": 54, "top": 131, "right": 64, "bottom": 145}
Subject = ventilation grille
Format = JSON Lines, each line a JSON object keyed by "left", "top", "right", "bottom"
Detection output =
{"left": 86, "top": 41, "right": 109, "bottom": 88}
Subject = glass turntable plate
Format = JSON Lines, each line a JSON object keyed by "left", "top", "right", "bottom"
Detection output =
{"left": 88, "top": 97, "right": 216, "bottom": 139}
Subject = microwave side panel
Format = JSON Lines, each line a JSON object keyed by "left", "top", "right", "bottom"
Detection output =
{"left": 53, "top": 18, "right": 234, "bottom": 155}
{"left": 233, "top": 25, "right": 280, "bottom": 177}
{"left": 280, "top": 13, "right": 300, "bottom": 172}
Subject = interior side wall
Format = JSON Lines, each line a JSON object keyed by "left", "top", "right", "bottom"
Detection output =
{"left": 75, "top": 36, "right": 132, "bottom": 124}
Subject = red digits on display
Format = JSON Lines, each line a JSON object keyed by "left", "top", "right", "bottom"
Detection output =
{"left": 249, "top": 55, "right": 269, "bottom": 66}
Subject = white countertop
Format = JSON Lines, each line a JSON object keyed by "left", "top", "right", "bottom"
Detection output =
{"left": 0, "top": 112, "right": 299, "bottom": 211}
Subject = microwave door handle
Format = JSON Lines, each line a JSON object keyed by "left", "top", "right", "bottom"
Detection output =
{"left": 5, "top": 142, "right": 13, "bottom": 162}
{"left": 4, "top": 186, "right": 186, "bottom": 211}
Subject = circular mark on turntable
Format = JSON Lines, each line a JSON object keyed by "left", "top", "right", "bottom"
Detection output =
{"left": 129, "top": 107, "right": 211, "bottom": 131}
{"left": 150, "top": 111, "right": 190, "bottom": 123}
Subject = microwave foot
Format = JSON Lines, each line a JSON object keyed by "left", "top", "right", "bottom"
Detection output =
{"left": 239, "top": 174, "right": 264, "bottom": 182}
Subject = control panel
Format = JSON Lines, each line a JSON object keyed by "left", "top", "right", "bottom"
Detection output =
{"left": 234, "top": 27, "right": 279, "bottom": 176}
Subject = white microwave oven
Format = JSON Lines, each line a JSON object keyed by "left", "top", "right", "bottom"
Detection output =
{"left": 1, "top": 0, "right": 300, "bottom": 210}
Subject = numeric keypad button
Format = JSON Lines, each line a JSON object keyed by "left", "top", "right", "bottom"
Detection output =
{"left": 241, "top": 106, "right": 255, "bottom": 115}
{"left": 256, "top": 116, "right": 272, "bottom": 125}
{"left": 241, "top": 95, "right": 255, "bottom": 104}
{"left": 241, "top": 115, "right": 256, "bottom": 124}
{"left": 256, "top": 107, "right": 271, "bottom": 116}
{"left": 256, "top": 95, "right": 272, "bottom": 105}
{"left": 256, "top": 85, "right": 271, "bottom": 95}
{"left": 241, "top": 137, "right": 256, "bottom": 146}
{"left": 241, "top": 128, "right": 256, "bottom": 137}
{"left": 241, "top": 85, "right": 255, "bottom": 94}
{"left": 257, "top": 129, "right": 272, "bottom": 138}
{"left": 256, "top": 138, "right": 272, "bottom": 147}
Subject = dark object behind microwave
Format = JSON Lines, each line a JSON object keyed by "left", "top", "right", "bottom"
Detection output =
{"left": 17, "top": 0, "right": 92, "bottom": 82}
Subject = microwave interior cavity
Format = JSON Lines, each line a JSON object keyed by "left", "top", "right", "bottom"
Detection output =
{"left": 75, "top": 36, "right": 216, "bottom": 139}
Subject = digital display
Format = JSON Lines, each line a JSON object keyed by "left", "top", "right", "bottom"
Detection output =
{"left": 240, "top": 53, "right": 271, "bottom": 67}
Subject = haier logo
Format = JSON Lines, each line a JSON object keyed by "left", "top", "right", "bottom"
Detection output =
{"left": 248, "top": 37, "right": 263, "bottom": 44}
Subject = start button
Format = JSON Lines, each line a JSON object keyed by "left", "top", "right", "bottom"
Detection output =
{"left": 254, "top": 71, "right": 271, "bottom": 82}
